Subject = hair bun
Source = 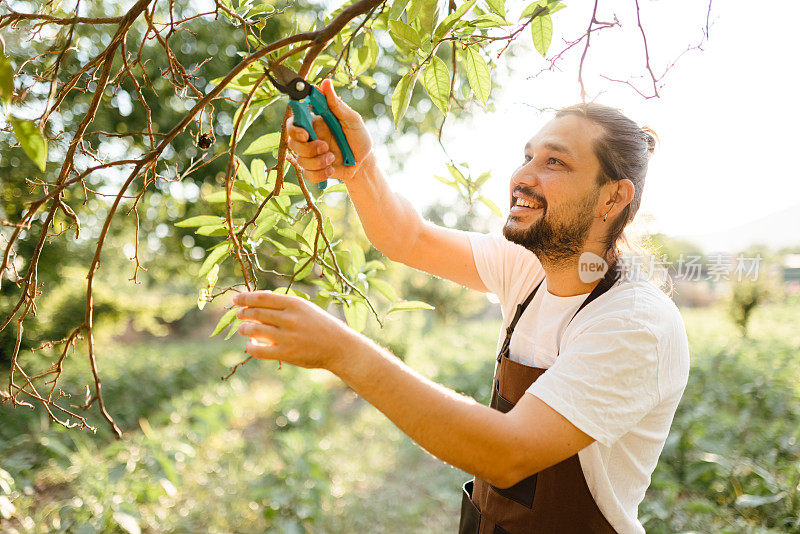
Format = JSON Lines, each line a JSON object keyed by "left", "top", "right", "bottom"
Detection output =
{"left": 641, "top": 126, "right": 657, "bottom": 155}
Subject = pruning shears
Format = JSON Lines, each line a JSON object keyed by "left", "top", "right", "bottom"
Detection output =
{"left": 266, "top": 65, "right": 355, "bottom": 190}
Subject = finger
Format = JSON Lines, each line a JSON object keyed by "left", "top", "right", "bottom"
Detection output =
{"left": 286, "top": 134, "right": 328, "bottom": 158}
{"left": 285, "top": 117, "right": 309, "bottom": 142}
{"left": 296, "top": 151, "right": 336, "bottom": 172}
{"left": 320, "top": 79, "right": 362, "bottom": 127}
{"left": 237, "top": 320, "right": 279, "bottom": 341}
{"left": 236, "top": 306, "right": 285, "bottom": 326}
{"left": 233, "top": 290, "right": 290, "bottom": 309}
{"left": 245, "top": 338, "right": 281, "bottom": 361}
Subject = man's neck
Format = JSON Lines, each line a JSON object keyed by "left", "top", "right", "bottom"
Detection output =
{"left": 540, "top": 260, "right": 598, "bottom": 297}
{"left": 539, "top": 245, "right": 611, "bottom": 297}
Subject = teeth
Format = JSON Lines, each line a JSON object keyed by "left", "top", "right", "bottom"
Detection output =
{"left": 515, "top": 198, "right": 540, "bottom": 209}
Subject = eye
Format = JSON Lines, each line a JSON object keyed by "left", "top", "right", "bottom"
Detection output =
{"left": 546, "top": 157, "right": 564, "bottom": 166}
{"left": 523, "top": 154, "right": 532, "bottom": 164}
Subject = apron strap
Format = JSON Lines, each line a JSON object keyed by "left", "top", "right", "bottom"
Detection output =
{"left": 568, "top": 261, "right": 622, "bottom": 323}
{"left": 498, "top": 262, "right": 622, "bottom": 359}
{"left": 498, "top": 277, "right": 545, "bottom": 358}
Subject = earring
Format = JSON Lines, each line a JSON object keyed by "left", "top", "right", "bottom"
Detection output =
{"left": 603, "top": 213, "right": 608, "bottom": 222}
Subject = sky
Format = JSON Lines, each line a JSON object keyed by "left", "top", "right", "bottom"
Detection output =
{"left": 369, "top": 0, "right": 800, "bottom": 250}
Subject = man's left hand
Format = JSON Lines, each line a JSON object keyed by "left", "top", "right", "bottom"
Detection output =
{"left": 232, "top": 290, "right": 359, "bottom": 371}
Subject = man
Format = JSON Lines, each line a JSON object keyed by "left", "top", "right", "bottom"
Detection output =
{"left": 232, "top": 79, "right": 690, "bottom": 533}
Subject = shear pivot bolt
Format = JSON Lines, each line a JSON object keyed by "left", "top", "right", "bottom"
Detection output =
{"left": 295, "top": 81, "right": 305, "bottom": 91}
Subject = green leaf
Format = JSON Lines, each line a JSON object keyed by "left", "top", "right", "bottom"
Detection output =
{"left": 323, "top": 217, "right": 334, "bottom": 238}
{"left": 359, "top": 75, "right": 378, "bottom": 89}
{"left": 388, "top": 20, "right": 422, "bottom": 49}
{"left": 343, "top": 301, "right": 368, "bottom": 332}
{"left": 545, "top": 1, "right": 566, "bottom": 15}
{"left": 234, "top": 180, "right": 255, "bottom": 195}
{"left": 302, "top": 217, "right": 319, "bottom": 250}
{"left": 475, "top": 171, "right": 492, "bottom": 188}
{"left": 243, "top": 132, "right": 281, "bottom": 155}
{"left": 461, "top": 47, "right": 491, "bottom": 105}
{"left": 486, "top": 0, "right": 506, "bottom": 17}
{"left": 195, "top": 225, "right": 229, "bottom": 237}
{"left": 293, "top": 259, "right": 315, "bottom": 281}
{"left": 10, "top": 117, "right": 47, "bottom": 171}
{"left": 333, "top": 248, "right": 354, "bottom": 278}
{"left": 391, "top": 71, "right": 419, "bottom": 129}
{"left": 235, "top": 157, "right": 253, "bottom": 184}
{"left": 274, "top": 247, "right": 302, "bottom": 257}
{"left": 211, "top": 308, "right": 238, "bottom": 337}
{"left": 175, "top": 215, "right": 225, "bottom": 227}
{"left": 349, "top": 242, "right": 366, "bottom": 273}
{"left": 250, "top": 158, "right": 267, "bottom": 188}
{"left": 531, "top": 13, "right": 553, "bottom": 57}
{"left": 389, "top": 0, "right": 411, "bottom": 20}
{"left": 279, "top": 182, "right": 303, "bottom": 196}
{"left": 387, "top": 300, "right": 435, "bottom": 315}
{"left": 468, "top": 13, "right": 510, "bottom": 28}
{"left": 0, "top": 54, "right": 13, "bottom": 104}
{"left": 231, "top": 95, "right": 279, "bottom": 145}
{"left": 252, "top": 213, "right": 278, "bottom": 239}
{"left": 422, "top": 56, "right": 451, "bottom": 114}
{"left": 478, "top": 195, "right": 502, "bottom": 217}
{"left": 434, "top": 175, "right": 454, "bottom": 186}
{"left": 276, "top": 227, "right": 302, "bottom": 244}
{"left": 318, "top": 183, "right": 348, "bottom": 196}
{"left": 447, "top": 164, "right": 468, "bottom": 186}
{"left": 206, "top": 264, "right": 220, "bottom": 288}
{"left": 417, "top": 0, "right": 440, "bottom": 35}
{"left": 369, "top": 278, "right": 398, "bottom": 301}
{"left": 434, "top": 0, "right": 478, "bottom": 40}
{"left": 224, "top": 318, "right": 243, "bottom": 340}
{"left": 354, "top": 32, "right": 381, "bottom": 76}
{"left": 199, "top": 244, "right": 231, "bottom": 278}
{"left": 268, "top": 195, "right": 291, "bottom": 216}
{"left": 406, "top": 0, "right": 425, "bottom": 24}
{"left": 204, "top": 190, "right": 250, "bottom": 203}
{"left": 520, "top": 1, "right": 547, "bottom": 19}
{"left": 198, "top": 298, "right": 214, "bottom": 322}
{"left": 363, "top": 260, "right": 385, "bottom": 271}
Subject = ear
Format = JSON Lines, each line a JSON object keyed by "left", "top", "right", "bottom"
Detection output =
{"left": 600, "top": 179, "right": 635, "bottom": 219}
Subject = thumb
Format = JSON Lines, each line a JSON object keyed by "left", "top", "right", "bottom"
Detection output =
{"left": 320, "top": 79, "right": 360, "bottom": 126}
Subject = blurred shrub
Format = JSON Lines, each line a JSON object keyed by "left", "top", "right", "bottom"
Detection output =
{"left": 727, "top": 279, "right": 775, "bottom": 336}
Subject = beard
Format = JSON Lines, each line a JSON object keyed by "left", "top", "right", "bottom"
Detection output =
{"left": 502, "top": 187, "right": 599, "bottom": 266}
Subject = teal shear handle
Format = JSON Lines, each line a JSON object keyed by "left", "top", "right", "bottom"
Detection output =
{"left": 289, "top": 86, "right": 355, "bottom": 190}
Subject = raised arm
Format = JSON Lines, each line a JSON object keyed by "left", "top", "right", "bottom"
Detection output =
{"left": 285, "top": 79, "right": 488, "bottom": 293}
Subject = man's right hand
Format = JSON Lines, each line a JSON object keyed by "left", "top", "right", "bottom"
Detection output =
{"left": 285, "top": 78, "right": 488, "bottom": 294}
{"left": 285, "top": 78, "right": 374, "bottom": 183}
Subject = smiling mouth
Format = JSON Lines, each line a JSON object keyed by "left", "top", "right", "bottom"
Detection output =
{"left": 510, "top": 196, "right": 545, "bottom": 212}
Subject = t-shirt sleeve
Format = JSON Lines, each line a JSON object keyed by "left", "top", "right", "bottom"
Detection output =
{"left": 526, "top": 315, "right": 661, "bottom": 447}
{"left": 466, "top": 231, "right": 543, "bottom": 308}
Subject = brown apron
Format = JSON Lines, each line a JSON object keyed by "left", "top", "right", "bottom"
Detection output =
{"left": 459, "top": 266, "right": 621, "bottom": 534}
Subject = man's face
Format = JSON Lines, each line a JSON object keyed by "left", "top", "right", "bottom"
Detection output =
{"left": 503, "top": 114, "right": 605, "bottom": 265}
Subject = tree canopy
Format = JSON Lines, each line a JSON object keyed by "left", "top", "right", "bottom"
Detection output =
{"left": 0, "top": 0, "right": 711, "bottom": 435}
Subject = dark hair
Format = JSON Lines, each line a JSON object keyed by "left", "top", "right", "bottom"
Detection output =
{"left": 555, "top": 103, "right": 656, "bottom": 264}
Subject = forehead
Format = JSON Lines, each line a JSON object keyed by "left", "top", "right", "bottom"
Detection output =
{"left": 524, "top": 114, "right": 604, "bottom": 162}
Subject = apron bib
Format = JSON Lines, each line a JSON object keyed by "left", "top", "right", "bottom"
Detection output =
{"left": 459, "top": 266, "right": 621, "bottom": 534}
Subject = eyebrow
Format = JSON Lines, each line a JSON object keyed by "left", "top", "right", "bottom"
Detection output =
{"left": 524, "top": 141, "right": 577, "bottom": 159}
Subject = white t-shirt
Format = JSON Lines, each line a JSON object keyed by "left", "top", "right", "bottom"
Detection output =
{"left": 467, "top": 231, "right": 690, "bottom": 534}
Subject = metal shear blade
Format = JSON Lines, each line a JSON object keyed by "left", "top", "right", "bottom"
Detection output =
{"left": 266, "top": 65, "right": 311, "bottom": 100}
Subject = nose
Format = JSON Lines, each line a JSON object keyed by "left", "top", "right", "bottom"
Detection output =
{"left": 511, "top": 159, "right": 540, "bottom": 188}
